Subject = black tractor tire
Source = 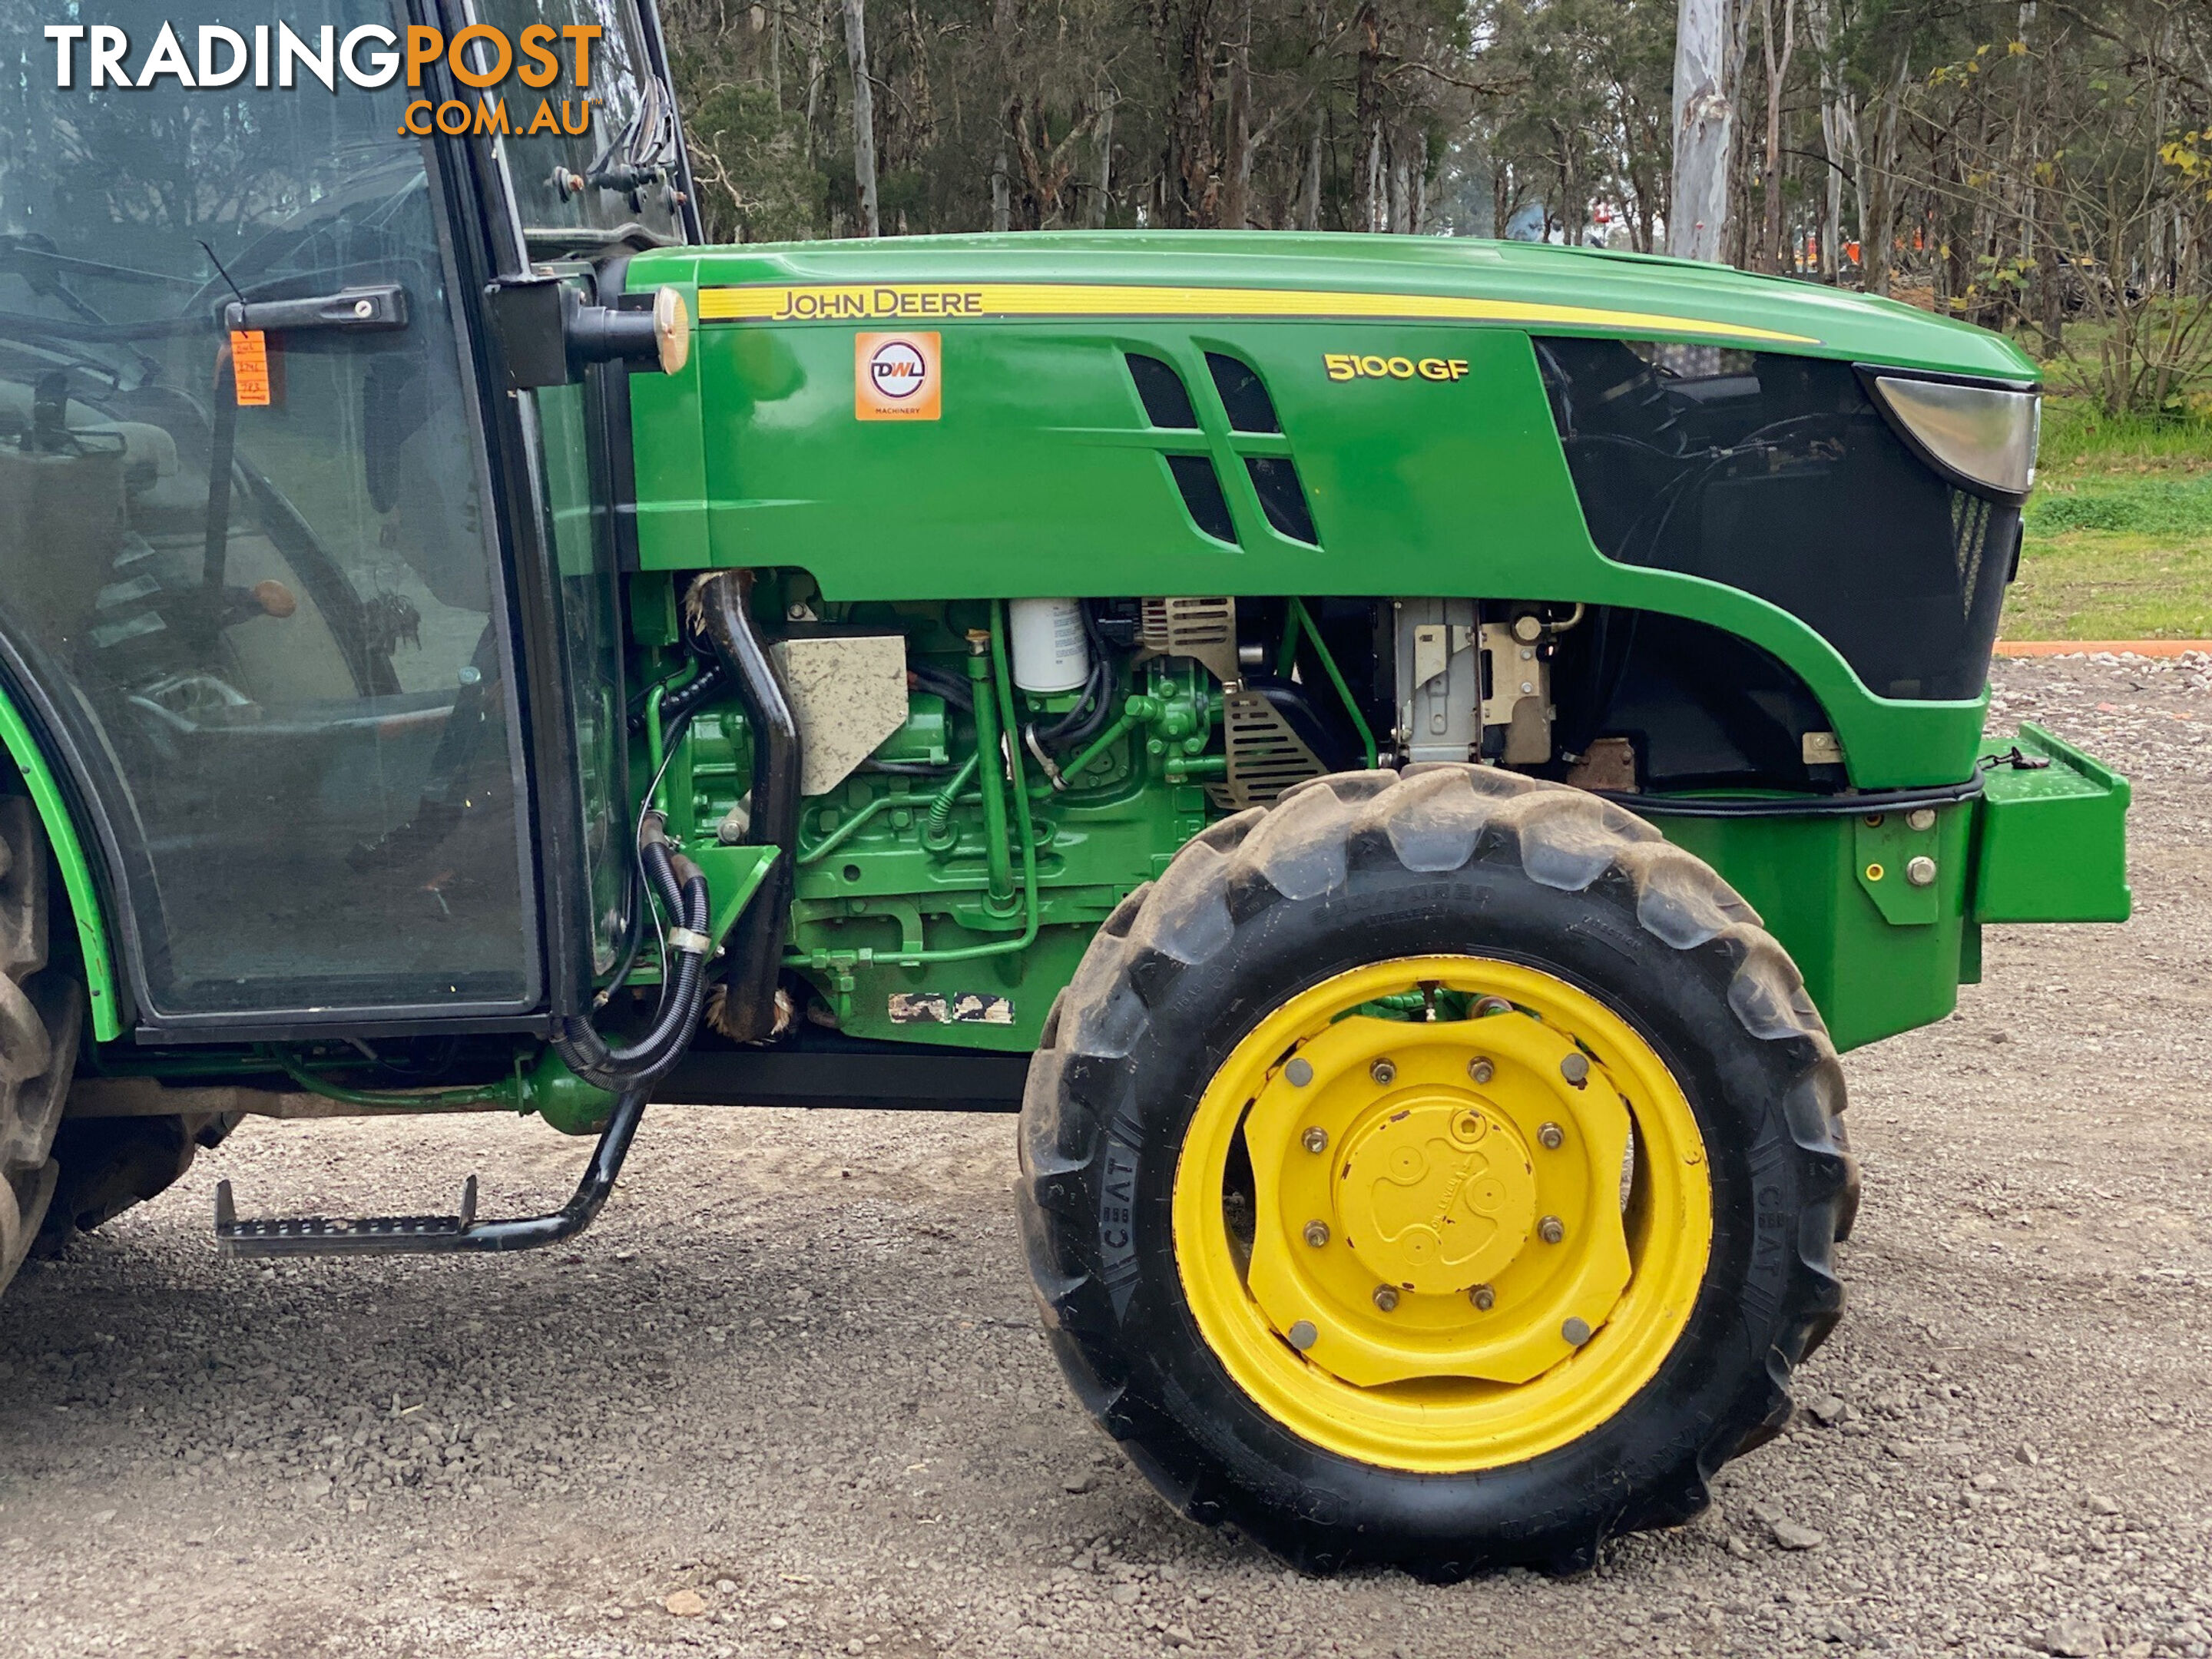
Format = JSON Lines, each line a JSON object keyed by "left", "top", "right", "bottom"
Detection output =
{"left": 35, "top": 1112, "right": 238, "bottom": 1253}
{"left": 0, "top": 796, "right": 84, "bottom": 1295}
{"left": 1016, "top": 765, "right": 1856, "bottom": 1576}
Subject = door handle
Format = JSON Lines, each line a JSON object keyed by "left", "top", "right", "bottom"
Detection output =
{"left": 223, "top": 283, "right": 408, "bottom": 335}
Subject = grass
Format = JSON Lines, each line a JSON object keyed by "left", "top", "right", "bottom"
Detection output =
{"left": 2003, "top": 396, "right": 2212, "bottom": 640}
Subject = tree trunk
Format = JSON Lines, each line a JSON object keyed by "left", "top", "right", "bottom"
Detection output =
{"left": 1302, "top": 114, "right": 1324, "bottom": 230}
{"left": 1668, "top": 0, "right": 1734, "bottom": 261}
{"left": 1091, "top": 100, "right": 1114, "bottom": 229}
{"left": 1412, "top": 130, "right": 1428, "bottom": 234}
{"left": 1354, "top": 2, "right": 1382, "bottom": 233}
{"left": 1758, "top": 0, "right": 1796, "bottom": 273}
{"left": 803, "top": 0, "right": 826, "bottom": 160}
{"left": 1220, "top": 0, "right": 1253, "bottom": 230}
{"left": 1805, "top": 0, "right": 1846, "bottom": 281}
{"left": 1861, "top": 49, "right": 1906, "bottom": 296}
{"left": 2032, "top": 18, "right": 2063, "bottom": 350}
{"left": 842, "top": 0, "right": 878, "bottom": 234}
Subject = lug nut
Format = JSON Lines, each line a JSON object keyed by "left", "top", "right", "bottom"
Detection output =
{"left": 1562, "top": 1316, "right": 1592, "bottom": 1346}
{"left": 1559, "top": 1051, "right": 1590, "bottom": 1086}
{"left": 1472, "top": 996, "right": 1512, "bottom": 1017}
{"left": 1369, "top": 1058, "right": 1396, "bottom": 1085}
{"left": 1468, "top": 1058, "right": 1495, "bottom": 1084}
{"left": 1906, "top": 855, "right": 1938, "bottom": 888}
{"left": 1538, "top": 1121, "right": 1565, "bottom": 1149}
{"left": 1285, "top": 1058, "right": 1313, "bottom": 1087}
{"left": 1301, "top": 1125, "right": 1330, "bottom": 1154}
{"left": 1303, "top": 1220, "right": 1331, "bottom": 1249}
{"left": 1469, "top": 1284, "right": 1495, "bottom": 1311}
{"left": 1287, "top": 1320, "right": 1318, "bottom": 1350}
{"left": 1372, "top": 1286, "right": 1400, "bottom": 1313}
{"left": 1538, "top": 1215, "right": 1565, "bottom": 1245}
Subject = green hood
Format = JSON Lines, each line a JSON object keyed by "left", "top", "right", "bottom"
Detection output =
{"left": 651, "top": 230, "right": 2038, "bottom": 382}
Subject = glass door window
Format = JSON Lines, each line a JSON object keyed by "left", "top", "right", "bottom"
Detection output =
{"left": 0, "top": 0, "right": 538, "bottom": 1018}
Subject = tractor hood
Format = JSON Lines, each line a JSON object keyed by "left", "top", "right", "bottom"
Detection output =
{"left": 638, "top": 231, "right": 2038, "bottom": 383}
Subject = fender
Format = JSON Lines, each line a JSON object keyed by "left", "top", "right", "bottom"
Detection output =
{"left": 0, "top": 676, "right": 121, "bottom": 1041}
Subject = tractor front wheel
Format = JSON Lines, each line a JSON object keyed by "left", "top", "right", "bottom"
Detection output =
{"left": 1016, "top": 765, "right": 1856, "bottom": 1575}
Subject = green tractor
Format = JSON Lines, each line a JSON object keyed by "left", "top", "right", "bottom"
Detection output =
{"left": 2, "top": 0, "right": 2126, "bottom": 1577}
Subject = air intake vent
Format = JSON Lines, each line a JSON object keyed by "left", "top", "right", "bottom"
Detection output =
{"left": 1205, "top": 353, "right": 1282, "bottom": 433}
{"left": 1246, "top": 458, "right": 1317, "bottom": 544}
{"left": 1126, "top": 353, "right": 1197, "bottom": 429}
{"left": 1166, "top": 455, "right": 1236, "bottom": 542}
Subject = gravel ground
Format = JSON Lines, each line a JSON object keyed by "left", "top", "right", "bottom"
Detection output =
{"left": 2, "top": 654, "right": 2207, "bottom": 1659}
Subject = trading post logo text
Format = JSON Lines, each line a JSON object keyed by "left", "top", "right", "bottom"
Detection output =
{"left": 43, "top": 22, "right": 604, "bottom": 137}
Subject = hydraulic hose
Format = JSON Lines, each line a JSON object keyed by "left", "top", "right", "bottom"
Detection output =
{"left": 552, "top": 817, "right": 714, "bottom": 1092}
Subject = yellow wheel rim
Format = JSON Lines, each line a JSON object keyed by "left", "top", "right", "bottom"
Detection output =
{"left": 1171, "top": 955, "right": 1713, "bottom": 1473}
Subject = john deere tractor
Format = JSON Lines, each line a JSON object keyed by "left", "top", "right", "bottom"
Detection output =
{"left": 0, "top": 0, "right": 2127, "bottom": 1576}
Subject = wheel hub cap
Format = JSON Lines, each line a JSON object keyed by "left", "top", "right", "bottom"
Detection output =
{"left": 1243, "top": 1003, "right": 1637, "bottom": 1387}
{"left": 1173, "top": 955, "right": 1715, "bottom": 1472}
{"left": 1334, "top": 1098, "right": 1535, "bottom": 1296}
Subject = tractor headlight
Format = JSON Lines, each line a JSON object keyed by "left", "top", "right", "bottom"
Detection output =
{"left": 1869, "top": 375, "right": 2039, "bottom": 500}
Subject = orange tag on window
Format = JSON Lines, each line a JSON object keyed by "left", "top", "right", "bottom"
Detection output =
{"left": 229, "top": 329, "right": 273, "bottom": 407}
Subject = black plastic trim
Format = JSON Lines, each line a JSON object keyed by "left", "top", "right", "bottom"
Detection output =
{"left": 1126, "top": 353, "right": 1198, "bottom": 429}
{"left": 1205, "top": 352, "right": 1283, "bottom": 433}
{"left": 1593, "top": 776, "right": 1985, "bottom": 819}
{"left": 1167, "top": 455, "right": 1237, "bottom": 542}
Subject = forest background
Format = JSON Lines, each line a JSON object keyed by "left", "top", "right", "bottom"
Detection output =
{"left": 662, "top": 0, "right": 2212, "bottom": 637}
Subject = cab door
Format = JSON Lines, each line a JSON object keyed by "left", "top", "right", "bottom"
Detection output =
{"left": 462, "top": 0, "right": 700, "bottom": 979}
{"left": 0, "top": 0, "right": 539, "bottom": 1028}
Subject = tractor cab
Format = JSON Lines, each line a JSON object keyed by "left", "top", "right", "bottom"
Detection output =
{"left": 0, "top": 0, "right": 680, "bottom": 1038}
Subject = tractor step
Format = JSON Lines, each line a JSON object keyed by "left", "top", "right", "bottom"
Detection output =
{"left": 215, "top": 1177, "right": 480, "bottom": 1256}
{"left": 210, "top": 1086, "right": 648, "bottom": 1259}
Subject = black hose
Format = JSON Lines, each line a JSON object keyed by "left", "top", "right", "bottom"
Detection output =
{"left": 552, "top": 824, "right": 714, "bottom": 1092}
{"left": 1033, "top": 604, "right": 1117, "bottom": 751}
{"left": 695, "top": 571, "right": 800, "bottom": 1043}
{"left": 1041, "top": 656, "right": 1113, "bottom": 748}
{"left": 594, "top": 877, "right": 650, "bottom": 1010}
{"left": 908, "top": 663, "right": 973, "bottom": 712}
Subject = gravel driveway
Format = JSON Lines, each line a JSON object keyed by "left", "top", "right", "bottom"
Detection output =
{"left": 2, "top": 655, "right": 2207, "bottom": 1659}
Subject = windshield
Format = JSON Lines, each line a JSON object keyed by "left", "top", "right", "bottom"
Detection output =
{"left": 468, "top": 0, "right": 687, "bottom": 245}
